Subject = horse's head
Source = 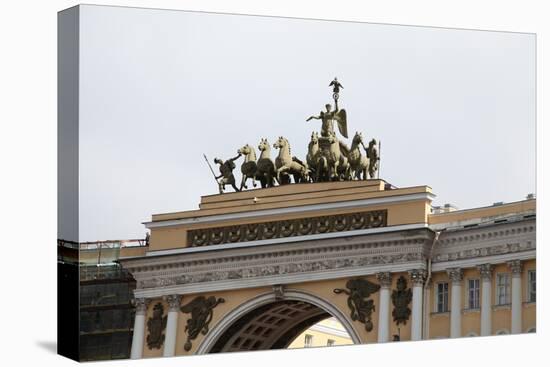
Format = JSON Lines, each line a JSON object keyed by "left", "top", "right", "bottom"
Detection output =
{"left": 310, "top": 131, "right": 319, "bottom": 144}
{"left": 327, "top": 131, "right": 337, "bottom": 144}
{"left": 369, "top": 138, "right": 377, "bottom": 149}
{"left": 258, "top": 138, "right": 270, "bottom": 152}
{"left": 238, "top": 144, "right": 251, "bottom": 156}
{"left": 353, "top": 131, "right": 364, "bottom": 145}
{"left": 273, "top": 136, "right": 287, "bottom": 150}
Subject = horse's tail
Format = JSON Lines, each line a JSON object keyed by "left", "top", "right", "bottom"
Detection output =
{"left": 292, "top": 156, "right": 306, "bottom": 167}
{"left": 318, "top": 155, "right": 327, "bottom": 171}
{"left": 339, "top": 140, "right": 351, "bottom": 159}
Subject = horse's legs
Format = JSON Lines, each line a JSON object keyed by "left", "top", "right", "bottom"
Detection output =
{"left": 240, "top": 175, "right": 247, "bottom": 190}
{"left": 277, "top": 166, "right": 289, "bottom": 184}
{"left": 231, "top": 181, "right": 240, "bottom": 192}
{"left": 331, "top": 162, "right": 339, "bottom": 181}
{"left": 268, "top": 173, "right": 276, "bottom": 187}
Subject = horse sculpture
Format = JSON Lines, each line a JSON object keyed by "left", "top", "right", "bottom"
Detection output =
{"left": 273, "top": 136, "right": 308, "bottom": 184}
{"left": 307, "top": 132, "right": 326, "bottom": 182}
{"left": 326, "top": 131, "right": 350, "bottom": 181}
{"left": 256, "top": 138, "right": 277, "bottom": 188}
{"left": 349, "top": 132, "right": 369, "bottom": 180}
{"left": 237, "top": 144, "right": 258, "bottom": 190}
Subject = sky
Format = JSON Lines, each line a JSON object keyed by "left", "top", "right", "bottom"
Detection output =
{"left": 76, "top": 5, "right": 535, "bottom": 241}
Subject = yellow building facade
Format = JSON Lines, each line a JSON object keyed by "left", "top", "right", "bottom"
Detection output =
{"left": 118, "top": 180, "right": 536, "bottom": 358}
{"left": 288, "top": 317, "right": 353, "bottom": 348}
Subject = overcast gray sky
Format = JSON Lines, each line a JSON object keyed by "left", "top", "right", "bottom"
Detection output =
{"left": 76, "top": 5, "right": 535, "bottom": 241}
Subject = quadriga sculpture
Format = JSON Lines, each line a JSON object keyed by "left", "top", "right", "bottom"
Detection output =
{"left": 256, "top": 138, "right": 276, "bottom": 188}
{"left": 237, "top": 144, "right": 258, "bottom": 190}
{"left": 273, "top": 136, "right": 308, "bottom": 184}
{"left": 348, "top": 132, "right": 369, "bottom": 180}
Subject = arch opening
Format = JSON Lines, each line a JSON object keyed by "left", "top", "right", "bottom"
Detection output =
{"left": 198, "top": 291, "right": 360, "bottom": 354}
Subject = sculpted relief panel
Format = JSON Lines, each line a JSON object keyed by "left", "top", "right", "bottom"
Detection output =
{"left": 146, "top": 303, "right": 167, "bottom": 350}
{"left": 188, "top": 209, "right": 388, "bottom": 247}
{"left": 334, "top": 278, "right": 380, "bottom": 332}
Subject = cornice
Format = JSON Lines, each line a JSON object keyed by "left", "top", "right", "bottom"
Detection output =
{"left": 121, "top": 229, "right": 434, "bottom": 275}
{"left": 145, "top": 192, "right": 434, "bottom": 229}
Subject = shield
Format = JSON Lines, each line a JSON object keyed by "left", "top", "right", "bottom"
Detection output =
{"left": 334, "top": 109, "right": 348, "bottom": 138}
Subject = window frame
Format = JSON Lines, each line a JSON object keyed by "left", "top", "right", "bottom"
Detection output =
{"left": 495, "top": 272, "right": 511, "bottom": 306}
{"left": 527, "top": 270, "right": 536, "bottom": 303}
{"left": 327, "top": 339, "right": 335, "bottom": 347}
{"left": 466, "top": 278, "right": 480, "bottom": 310}
{"left": 304, "top": 334, "right": 313, "bottom": 348}
{"left": 434, "top": 281, "right": 449, "bottom": 313}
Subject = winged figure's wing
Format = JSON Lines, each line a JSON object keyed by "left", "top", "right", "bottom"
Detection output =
{"left": 180, "top": 297, "right": 204, "bottom": 313}
{"left": 334, "top": 109, "right": 348, "bottom": 138}
{"left": 357, "top": 278, "right": 381, "bottom": 296}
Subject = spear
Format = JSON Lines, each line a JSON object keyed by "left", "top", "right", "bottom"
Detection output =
{"left": 203, "top": 154, "right": 219, "bottom": 184}
{"left": 377, "top": 140, "right": 382, "bottom": 179}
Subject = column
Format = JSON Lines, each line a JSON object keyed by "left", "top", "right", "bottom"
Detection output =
{"left": 478, "top": 264, "right": 494, "bottom": 336}
{"left": 131, "top": 298, "right": 150, "bottom": 359}
{"left": 409, "top": 269, "right": 426, "bottom": 341}
{"left": 447, "top": 268, "right": 463, "bottom": 338}
{"left": 376, "top": 272, "right": 392, "bottom": 343}
{"left": 163, "top": 295, "right": 182, "bottom": 357}
{"left": 508, "top": 260, "right": 523, "bottom": 334}
{"left": 422, "top": 280, "right": 432, "bottom": 340}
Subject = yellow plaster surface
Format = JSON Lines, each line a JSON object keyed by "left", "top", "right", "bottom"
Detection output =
{"left": 429, "top": 199, "right": 535, "bottom": 225}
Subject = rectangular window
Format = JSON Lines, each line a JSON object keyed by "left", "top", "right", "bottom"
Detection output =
{"left": 304, "top": 334, "right": 313, "bottom": 348}
{"left": 468, "top": 279, "right": 480, "bottom": 309}
{"left": 496, "top": 273, "right": 510, "bottom": 305}
{"left": 327, "top": 339, "right": 335, "bottom": 347}
{"left": 436, "top": 282, "right": 449, "bottom": 312}
{"left": 528, "top": 270, "right": 536, "bottom": 302}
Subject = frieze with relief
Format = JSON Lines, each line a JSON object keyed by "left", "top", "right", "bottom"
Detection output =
{"left": 137, "top": 252, "right": 425, "bottom": 289}
{"left": 187, "top": 209, "right": 387, "bottom": 247}
{"left": 433, "top": 240, "right": 534, "bottom": 263}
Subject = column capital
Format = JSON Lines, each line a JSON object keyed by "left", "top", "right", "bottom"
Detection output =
{"left": 478, "top": 263, "right": 494, "bottom": 280}
{"left": 164, "top": 295, "right": 182, "bottom": 312}
{"left": 507, "top": 260, "right": 523, "bottom": 277}
{"left": 408, "top": 269, "right": 427, "bottom": 286}
{"left": 376, "top": 272, "right": 393, "bottom": 288}
{"left": 446, "top": 268, "right": 463, "bottom": 284}
{"left": 133, "top": 298, "right": 151, "bottom": 315}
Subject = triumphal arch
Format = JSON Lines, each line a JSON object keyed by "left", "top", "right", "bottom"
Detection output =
{"left": 119, "top": 79, "right": 536, "bottom": 358}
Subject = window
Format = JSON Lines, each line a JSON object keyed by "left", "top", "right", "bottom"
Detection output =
{"left": 304, "top": 334, "right": 313, "bottom": 348}
{"left": 496, "top": 274, "right": 510, "bottom": 305}
{"left": 327, "top": 339, "right": 335, "bottom": 347}
{"left": 528, "top": 270, "right": 536, "bottom": 302}
{"left": 436, "top": 282, "right": 449, "bottom": 312}
{"left": 467, "top": 279, "right": 480, "bottom": 309}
